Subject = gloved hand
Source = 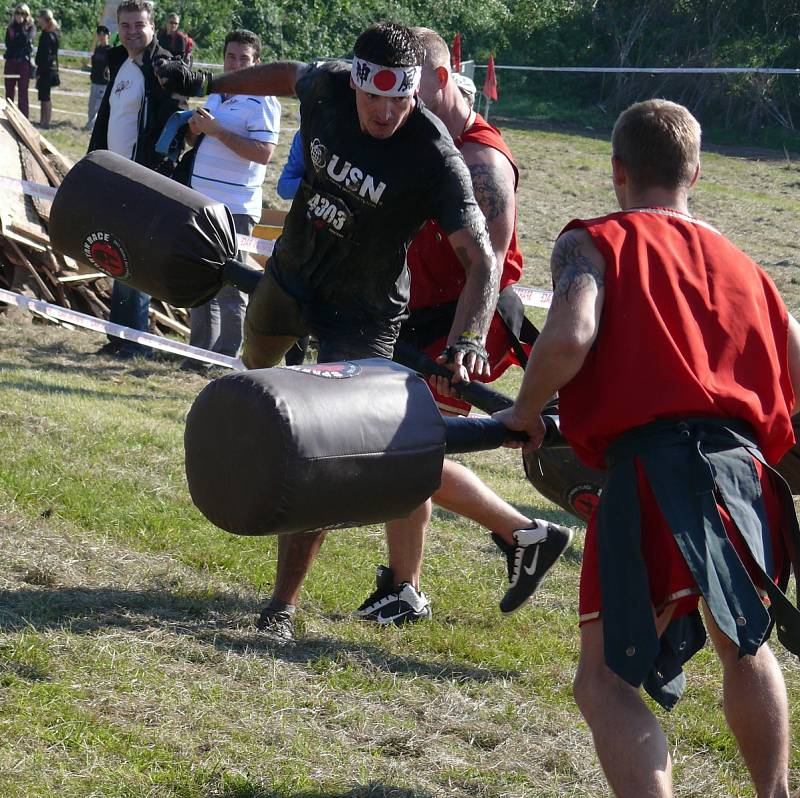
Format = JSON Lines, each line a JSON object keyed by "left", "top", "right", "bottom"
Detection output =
{"left": 432, "top": 335, "right": 490, "bottom": 397}
{"left": 154, "top": 56, "right": 212, "bottom": 96}
{"left": 439, "top": 336, "right": 490, "bottom": 376}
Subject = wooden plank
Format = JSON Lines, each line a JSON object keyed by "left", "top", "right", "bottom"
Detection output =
{"left": 150, "top": 307, "right": 189, "bottom": 337}
{"left": 154, "top": 298, "right": 176, "bottom": 320}
{"left": 169, "top": 305, "right": 190, "bottom": 326}
{"left": 1, "top": 226, "right": 47, "bottom": 252}
{"left": 252, "top": 223, "right": 283, "bottom": 241}
{"left": 42, "top": 249, "right": 60, "bottom": 274}
{"left": 18, "top": 142, "right": 52, "bottom": 224}
{"left": 4, "top": 99, "right": 62, "bottom": 186}
{"left": 55, "top": 252, "right": 82, "bottom": 273}
{"left": 4, "top": 238, "right": 55, "bottom": 302}
{"left": 259, "top": 208, "right": 287, "bottom": 226}
{"left": 0, "top": 108, "right": 29, "bottom": 234}
{"left": 36, "top": 130, "right": 73, "bottom": 178}
{"left": 8, "top": 220, "right": 50, "bottom": 247}
{"left": 32, "top": 251, "right": 69, "bottom": 306}
{"left": 72, "top": 284, "right": 109, "bottom": 317}
{"left": 58, "top": 272, "right": 105, "bottom": 284}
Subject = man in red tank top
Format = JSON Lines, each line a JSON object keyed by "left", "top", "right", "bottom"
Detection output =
{"left": 495, "top": 99, "right": 800, "bottom": 797}
{"left": 352, "top": 28, "right": 572, "bottom": 627}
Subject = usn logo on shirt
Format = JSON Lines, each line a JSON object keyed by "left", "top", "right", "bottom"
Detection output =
{"left": 309, "top": 137, "right": 387, "bottom": 205}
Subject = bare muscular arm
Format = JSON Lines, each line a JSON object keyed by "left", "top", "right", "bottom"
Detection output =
{"left": 444, "top": 220, "right": 499, "bottom": 378}
{"left": 493, "top": 226, "right": 606, "bottom": 447}
{"left": 209, "top": 61, "right": 305, "bottom": 97}
{"left": 461, "top": 141, "right": 516, "bottom": 271}
{"left": 434, "top": 147, "right": 511, "bottom": 386}
{"left": 157, "top": 59, "right": 306, "bottom": 98}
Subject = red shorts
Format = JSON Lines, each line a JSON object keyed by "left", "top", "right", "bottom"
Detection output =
{"left": 579, "top": 457, "right": 787, "bottom": 624}
{"left": 423, "top": 313, "right": 528, "bottom": 415}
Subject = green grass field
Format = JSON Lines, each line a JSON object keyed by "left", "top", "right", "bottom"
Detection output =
{"left": 1, "top": 59, "right": 799, "bottom": 797}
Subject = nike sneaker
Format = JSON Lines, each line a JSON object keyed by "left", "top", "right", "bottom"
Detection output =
{"left": 354, "top": 565, "right": 432, "bottom": 625}
{"left": 353, "top": 565, "right": 397, "bottom": 620}
{"left": 492, "top": 522, "right": 574, "bottom": 614}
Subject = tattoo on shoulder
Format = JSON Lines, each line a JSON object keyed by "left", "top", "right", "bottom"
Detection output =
{"left": 551, "top": 232, "right": 605, "bottom": 301}
{"left": 468, "top": 163, "right": 510, "bottom": 222}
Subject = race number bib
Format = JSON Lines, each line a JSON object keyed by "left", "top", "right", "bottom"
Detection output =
{"left": 304, "top": 188, "right": 354, "bottom": 239}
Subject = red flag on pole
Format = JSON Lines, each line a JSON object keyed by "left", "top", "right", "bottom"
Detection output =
{"left": 451, "top": 33, "right": 461, "bottom": 73}
{"left": 482, "top": 53, "right": 498, "bottom": 101}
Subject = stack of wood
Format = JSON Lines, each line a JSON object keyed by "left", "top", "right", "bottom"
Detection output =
{"left": 0, "top": 97, "right": 190, "bottom": 338}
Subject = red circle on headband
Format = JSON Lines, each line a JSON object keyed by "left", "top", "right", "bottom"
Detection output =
{"left": 373, "top": 70, "right": 397, "bottom": 92}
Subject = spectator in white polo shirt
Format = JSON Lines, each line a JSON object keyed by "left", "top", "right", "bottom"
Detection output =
{"left": 181, "top": 29, "right": 280, "bottom": 369}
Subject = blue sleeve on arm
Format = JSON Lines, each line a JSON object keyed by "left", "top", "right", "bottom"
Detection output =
{"left": 276, "top": 130, "right": 305, "bottom": 200}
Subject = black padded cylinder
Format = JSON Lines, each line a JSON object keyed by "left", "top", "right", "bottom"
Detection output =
{"left": 49, "top": 150, "right": 243, "bottom": 308}
{"left": 185, "top": 359, "right": 447, "bottom": 536}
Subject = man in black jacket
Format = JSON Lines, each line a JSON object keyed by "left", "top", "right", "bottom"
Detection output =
{"left": 88, "top": 0, "right": 185, "bottom": 359}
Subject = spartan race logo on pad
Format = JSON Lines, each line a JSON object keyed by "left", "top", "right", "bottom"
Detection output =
{"left": 83, "top": 231, "right": 131, "bottom": 279}
{"left": 567, "top": 483, "right": 602, "bottom": 522}
{"left": 288, "top": 362, "right": 362, "bottom": 379}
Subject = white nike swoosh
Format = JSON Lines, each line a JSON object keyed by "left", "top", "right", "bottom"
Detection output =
{"left": 377, "top": 609, "right": 426, "bottom": 624}
{"left": 523, "top": 546, "right": 540, "bottom": 576}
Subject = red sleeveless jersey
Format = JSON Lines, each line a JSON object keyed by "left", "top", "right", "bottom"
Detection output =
{"left": 559, "top": 208, "right": 795, "bottom": 469}
{"left": 408, "top": 113, "right": 523, "bottom": 310}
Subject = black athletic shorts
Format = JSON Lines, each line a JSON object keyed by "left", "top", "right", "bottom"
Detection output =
{"left": 242, "top": 261, "right": 400, "bottom": 368}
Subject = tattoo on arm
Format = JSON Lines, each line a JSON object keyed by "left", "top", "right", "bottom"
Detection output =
{"left": 551, "top": 232, "right": 605, "bottom": 302}
{"left": 468, "top": 163, "right": 510, "bottom": 222}
{"left": 453, "top": 242, "right": 496, "bottom": 328}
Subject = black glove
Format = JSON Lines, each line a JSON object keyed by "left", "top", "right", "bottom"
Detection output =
{"left": 440, "top": 337, "right": 489, "bottom": 368}
{"left": 154, "top": 56, "right": 212, "bottom": 96}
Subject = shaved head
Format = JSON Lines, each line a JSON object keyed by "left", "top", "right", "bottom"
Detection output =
{"left": 413, "top": 27, "right": 450, "bottom": 71}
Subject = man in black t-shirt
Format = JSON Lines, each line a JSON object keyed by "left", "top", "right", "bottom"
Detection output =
{"left": 157, "top": 23, "right": 499, "bottom": 640}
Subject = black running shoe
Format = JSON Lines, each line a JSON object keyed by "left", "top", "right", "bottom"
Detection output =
{"left": 354, "top": 565, "right": 432, "bottom": 625}
{"left": 374, "top": 582, "right": 432, "bottom": 626}
{"left": 255, "top": 606, "right": 296, "bottom": 642}
{"left": 492, "top": 522, "right": 574, "bottom": 614}
{"left": 353, "top": 565, "right": 397, "bottom": 621}
{"left": 95, "top": 340, "right": 122, "bottom": 357}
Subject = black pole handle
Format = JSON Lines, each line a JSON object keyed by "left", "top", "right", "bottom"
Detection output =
{"left": 222, "top": 259, "right": 264, "bottom": 295}
{"left": 393, "top": 340, "right": 567, "bottom": 448}
{"left": 444, "top": 415, "right": 563, "bottom": 454}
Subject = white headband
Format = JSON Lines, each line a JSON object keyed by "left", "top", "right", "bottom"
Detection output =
{"left": 351, "top": 56, "right": 420, "bottom": 97}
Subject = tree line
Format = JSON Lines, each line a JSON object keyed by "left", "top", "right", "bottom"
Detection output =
{"left": 51, "top": 0, "right": 800, "bottom": 140}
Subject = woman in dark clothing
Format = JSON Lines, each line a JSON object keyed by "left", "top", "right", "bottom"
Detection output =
{"left": 34, "top": 7, "right": 59, "bottom": 128}
{"left": 3, "top": 4, "right": 35, "bottom": 118}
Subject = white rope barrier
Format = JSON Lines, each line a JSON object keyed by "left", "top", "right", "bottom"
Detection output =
{"left": 473, "top": 64, "right": 800, "bottom": 76}
{"left": 0, "top": 174, "right": 57, "bottom": 199}
{"left": 0, "top": 287, "right": 245, "bottom": 368}
{"left": 2, "top": 44, "right": 796, "bottom": 76}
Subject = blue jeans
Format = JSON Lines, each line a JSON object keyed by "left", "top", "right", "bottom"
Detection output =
{"left": 86, "top": 82, "right": 105, "bottom": 128}
{"left": 108, "top": 281, "right": 151, "bottom": 355}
